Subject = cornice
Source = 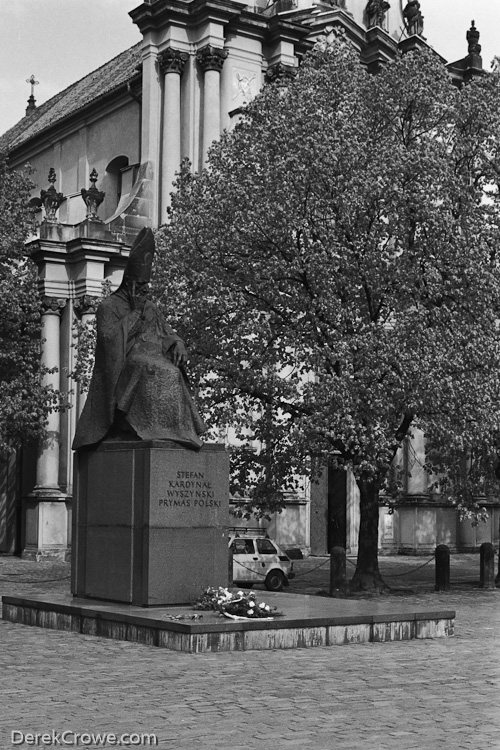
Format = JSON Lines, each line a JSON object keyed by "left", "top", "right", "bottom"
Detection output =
{"left": 266, "top": 13, "right": 313, "bottom": 53}
{"left": 302, "top": 8, "right": 367, "bottom": 53}
{"left": 361, "top": 25, "right": 398, "bottom": 71}
{"left": 398, "top": 34, "right": 445, "bottom": 61}
{"left": 130, "top": 0, "right": 246, "bottom": 34}
{"left": 28, "top": 236, "right": 127, "bottom": 265}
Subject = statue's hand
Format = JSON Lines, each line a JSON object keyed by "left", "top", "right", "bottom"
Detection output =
{"left": 171, "top": 340, "right": 188, "bottom": 368}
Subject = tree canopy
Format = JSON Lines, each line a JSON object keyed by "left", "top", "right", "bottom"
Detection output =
{"left": 0, "top": 156, "right": 59, "bottom": 453}
{"left": 154, "top": 41, "right": 500, "bottom": 588}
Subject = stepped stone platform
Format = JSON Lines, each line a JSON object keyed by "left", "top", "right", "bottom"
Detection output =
{"left": 2, "top": 591, "right": 455, "bottom": 653}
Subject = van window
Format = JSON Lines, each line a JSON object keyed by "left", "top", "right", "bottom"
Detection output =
{"left": 232, "top": 539, "right": 255, "bottom": 554}
{"left": 256, "top": 539, "right": 277, "bottom": 554}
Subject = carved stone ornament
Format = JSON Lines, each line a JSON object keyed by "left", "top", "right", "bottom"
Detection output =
{"left": 41, "top": 297, "right": 67, "bottom": 315}
{"left": 73, "top": 295, "right": 99, "bottom": 317}
{"left": 196, "top": 45, "right": 228, "bottom": 73}
{"left": 314, "top": 25, "right": 343, "bottom": 53}
{"left": 81, "top": 168, "right": 105, "bottom": 220}
{"left": 366, "top": 0, "right": 390, "bottom": 29}
{"left": 40, "top": 168, "right": 64, "bottom": 223}
{"left": 265, "top": 63, "right": 298, "bottom": 85}
{"left": 467, "top": 20, "right": 481, "bottom": 56}
{"left": 158, "top": 47, "right": 189, "bottom": 76}
{"left": 233, "top": 69, "right": 257, "bottom": 105}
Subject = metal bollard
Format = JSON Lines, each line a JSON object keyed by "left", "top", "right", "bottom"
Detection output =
{"left": 479, "top": 542, "right": 495, "bottom": 589}
{"left": 435, "top": 544, "right": 450, "bottom": 591}
{"left": 330, "top": 546, "right": 346, "bottom": 594}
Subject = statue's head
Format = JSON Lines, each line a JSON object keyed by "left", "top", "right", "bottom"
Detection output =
{"left": 123, "top": 227, "right": 155, "bottom": 285}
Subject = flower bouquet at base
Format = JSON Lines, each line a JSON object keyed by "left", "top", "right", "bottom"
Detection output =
{"left": 193, "top": 586, "right": 283, "bottom": 620}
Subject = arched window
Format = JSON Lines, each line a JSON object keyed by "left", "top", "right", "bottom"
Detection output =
{"left": 104, "top": 155, "right": 129, "bottom": 215}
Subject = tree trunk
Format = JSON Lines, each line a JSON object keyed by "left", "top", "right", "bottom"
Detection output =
{"left": 349, "top": 477, "right": 388, "bottom": 592}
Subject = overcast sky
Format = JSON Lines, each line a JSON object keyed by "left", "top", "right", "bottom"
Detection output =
{"left": 0, "top": 0, "right": 499, "bottom": 137}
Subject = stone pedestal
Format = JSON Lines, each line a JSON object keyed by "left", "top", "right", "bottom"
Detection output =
{"left": 72, "top": 440, "right": 229, "bottom": 606}
{"left": 22, "top": 493, "right": 70, "bottom": 561}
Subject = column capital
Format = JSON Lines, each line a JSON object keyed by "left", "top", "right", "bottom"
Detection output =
{"left": 196, "top": 45, "right": 228, "bottom": 73}
{"left": 73, "top": 295, "right": 99, "bottom": 317}
{"left": 41, "top": 297, "right": 67, "bottom": 315}
{"left": 158, "top": 47, "right": 189, "bottom": 75}
{"left": 265, "top": 63, "right": 298, "bottom": 85}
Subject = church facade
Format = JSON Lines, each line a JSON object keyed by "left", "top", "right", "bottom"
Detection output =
{"left": 1, "top": 0, "right": 498, "bottom": 559}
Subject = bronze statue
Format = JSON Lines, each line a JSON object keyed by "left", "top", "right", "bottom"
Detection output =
{"left": 72, "top": 228, "right": 206, "bottom": 450}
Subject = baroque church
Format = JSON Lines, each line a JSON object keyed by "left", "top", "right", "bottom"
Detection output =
{"left": 1, "top": 0, "right": 498, "bottom": 560}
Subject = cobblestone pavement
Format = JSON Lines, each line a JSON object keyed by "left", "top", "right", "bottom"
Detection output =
{"left": 0, "top": 554, "right": 499, "bottom": 750}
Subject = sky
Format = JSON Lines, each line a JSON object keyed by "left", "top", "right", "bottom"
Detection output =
{"left": 0, "top": 0, "right": 499, "bottom": 137}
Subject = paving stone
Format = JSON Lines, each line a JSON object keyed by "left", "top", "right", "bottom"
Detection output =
{"left": 1, "top": 553, "right": 499, "bottom": 749}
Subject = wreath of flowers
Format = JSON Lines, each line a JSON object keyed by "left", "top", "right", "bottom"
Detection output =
{"left": 193, "top": 587, "right": 283, "bottom": 619}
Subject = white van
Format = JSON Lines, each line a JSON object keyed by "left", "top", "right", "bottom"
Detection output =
{"left": 228, "top": 532, "right": 295, "bottom": 591}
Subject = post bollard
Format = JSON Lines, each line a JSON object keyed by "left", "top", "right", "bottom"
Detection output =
{"left": 435, "top": 544, "right": 450, "bottom": 591}
{"left": 479, "top": 542, "right": 495, "bottom": 589}
{"left": 228, "top": 546, "right": 233, "bottom": 587}
{"left": 496, "top": 547, "right": 500, "bottom": 588}
{"left": 330, "top": 546, "right": 346, "bottom": 594}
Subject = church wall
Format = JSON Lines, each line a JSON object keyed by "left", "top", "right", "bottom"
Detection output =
{"left": 87, "top": 102, "right": 141, "bottom": 221}
{"left": 8, "top": 97, "right": 141, "bottom": 229}
{"left": 221, "top": 34, "right": 263, "bottom": 134}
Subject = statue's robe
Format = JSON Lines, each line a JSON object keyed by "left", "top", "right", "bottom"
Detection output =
{"left": 72, "top": 289, "right": 206, "bottom": 450}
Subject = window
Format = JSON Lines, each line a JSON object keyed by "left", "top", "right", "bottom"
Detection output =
{"left": 231, "top": 539, "right": 255, "bottom": 555}
{"left": 256, "top": 539, "right": 277, "bottom": 555}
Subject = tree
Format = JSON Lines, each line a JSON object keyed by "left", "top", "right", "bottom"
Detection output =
{"left": 154, "top": 41, "right": 500, "bottom": 590}
{"left": 0, "top": 156, "right": 60, "bottom": 453}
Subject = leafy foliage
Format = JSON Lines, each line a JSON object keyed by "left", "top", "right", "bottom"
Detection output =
{"left": 154, "top": 42, "right": 500, "bottom": 583}
{"left": 70, "top": 280, "right": 112, "bottom": 393}
{"left": 0, "top": 156, "right": 60, "bottom": 452}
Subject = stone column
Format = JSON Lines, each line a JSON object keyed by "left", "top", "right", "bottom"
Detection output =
{"left": 197, "top": 45, "right": 228, "bottom": 164}
{"left": 35, "top": 298, "right": 66, "bottom": 491}
{"left": 24, "top": 297, "right": 69, "bottom": 560}
{"left": 158, "top": 48, "right": 189, "bottom": 223}
{"left": 140, "top": 45, "right": 162, "bottom": 226}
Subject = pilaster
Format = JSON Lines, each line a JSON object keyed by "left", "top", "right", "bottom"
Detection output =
{"left": 139, "top": 44, "right": 162, "bottom": 225}
{"left": 197, "top": 44, "right": 228, "bottom": 162}
{"left": 158, "top": 47, "right": 189, "bottom": 222}
{"left": 24, "top": 297, "right": 70, "bottom": 561}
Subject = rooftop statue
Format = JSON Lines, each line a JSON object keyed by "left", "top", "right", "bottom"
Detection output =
{"left": 403, "top": 0, "right": 424, "bottom": 36}
{"left": 366, "top": 0, "right": 390, "bottom": 29}
{"left": 72, "top": 228, "right": 206, "bottom": 451}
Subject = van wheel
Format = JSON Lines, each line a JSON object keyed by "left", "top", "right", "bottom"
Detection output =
{"left": 265, "top": 570, "right": 285, "bottom": 592}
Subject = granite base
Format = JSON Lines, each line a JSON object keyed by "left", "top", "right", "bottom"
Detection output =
{"left": 2, "top": 591, "right": 455, "bottom": 653}
{"left": 72, "top": 440, "right": 229, "bottom": 606}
